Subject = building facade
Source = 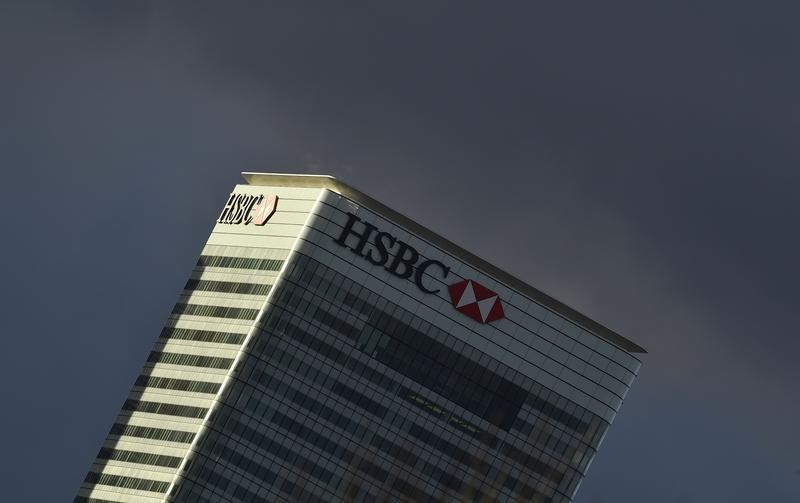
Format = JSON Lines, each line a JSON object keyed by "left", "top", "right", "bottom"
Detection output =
{"left": 76, "top": 173, "right": 645, "bottom": 503}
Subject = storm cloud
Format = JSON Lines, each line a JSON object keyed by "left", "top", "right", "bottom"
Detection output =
{"left": 1, "top": 2, "right": 798, "bottom": 501}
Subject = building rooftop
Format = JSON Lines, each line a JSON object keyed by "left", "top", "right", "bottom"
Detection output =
{"left": 242, "top": 171, "right": 646, "bottom": 354}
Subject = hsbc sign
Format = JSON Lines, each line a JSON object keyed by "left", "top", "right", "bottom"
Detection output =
{"left": 334, "top": 212, "right": 505, "bottom": 324}
{"left": 334, "top": 213, "right": 450, "bottom": 294}
{"left": 217, "top": 193, "right": 278, "bottom": 226}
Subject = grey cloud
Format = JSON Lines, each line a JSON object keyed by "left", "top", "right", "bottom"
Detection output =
{"left": 1, "top": 2, "right": 798, "bottom": 501}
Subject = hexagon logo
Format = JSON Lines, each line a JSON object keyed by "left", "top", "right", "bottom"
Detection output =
{"left": 448, "top": 279, "right": 505, "bottom": 324}
{"left": 250, "top": 194, "right": 279, "bottom": 225}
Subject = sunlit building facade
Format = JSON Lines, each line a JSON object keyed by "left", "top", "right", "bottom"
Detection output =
{"left": 76, "top": 172, "right": 645, "bottom": 503}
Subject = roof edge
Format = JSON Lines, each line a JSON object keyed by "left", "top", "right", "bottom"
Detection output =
{"left": 241, "top": 172, "right": 646, "bottom": 354}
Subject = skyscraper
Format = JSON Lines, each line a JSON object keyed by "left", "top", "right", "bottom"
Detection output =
{"left": 76, "top": 172, "right": 645, "bottom": 503}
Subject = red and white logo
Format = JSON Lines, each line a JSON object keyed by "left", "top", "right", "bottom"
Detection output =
{"left": 448, "top": 279, "right": 505, "bottom": 324}
{"left": 250, "top": 194, "right": 279, "bottom": 226}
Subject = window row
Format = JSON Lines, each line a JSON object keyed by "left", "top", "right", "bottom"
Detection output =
{"left": 512, "top": 416, "right": 579, "bottom": 461}
{"left": 160, "top": 327, "right": 246, "bottom": 345}
{"left": 215, "top": 400, "right": 390, "bottom": 500}
{"left": 274, "top": 277, "right": 526, "bottom": 431}
{"left": 97, "top": 447, "right": 182, "bottom": 468}
{"left": 251, "top": 336, "right": 389, "bottom": 422}
{"left": 282, "top": 254, "right": 602, "bottom": 448}
{"left": 148, "top": 351, "right": 233, "bottom": 370}
{"left": 232, "top": 348, "right": 551, "bottom": 500}
{"left": 236, "top": 364, "right": 359, "bottom": 435}
{"left": 209, "top": 413, "right": 338, "bottom": 487}
{"left": 184, "top": 278, "right": 272, "bottom": 297}
{"left": 172, "top": 303, "right": 259, "bottom": 320}
{"left": 396, "top": 386, "right": 490, "bottom": 447}
{"left": 260, "top": 315, "right": 397, "bottom": 394}
{"left": 213, "top": 399, "right": 429, "bottom": 502}
{"left": 122, "top": 399, "right": 208, "bottom": 419}
{"left": 175, "top": 457, "right": 276, "bottom": 503}
{"left": 250, "top": 306, "right": 571, "bottom": 497}
{"left": 75, "top": 497, "right": 123, "bottom": 503}
{"left": 287, "top": 252, "right": 606, "bottom": 440}
{"left": 135, "top": 374, "right": 221, "bottom": 394}
{"left": 196, "top": 255, "right": 283, "bottom": 271}
{"left": 109, "top": 423, "right": 195, "bottom": 443}
{"left": 201, "top": 430, "right": 327, "bottom": 501}
{"left": 367, "top": 419, "right": 489, "bottom": 501}
{"left": 83, "top": 472, "right": 169, "bottom": 494}
{"left": 259, "top": 311, "right": 576, "bottom": 477}
{"left": 228, "top": 364, "right": 457, "bottom": 496}
{"left": 406, "top": 423, "right": 551, "bottom": 501}
{"left": 237, "top": 278, "right": 576, "bottom": 499}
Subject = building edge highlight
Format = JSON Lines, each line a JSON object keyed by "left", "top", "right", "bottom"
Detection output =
{"left": 164, "top": 195, "right": 328, "bottom": 499}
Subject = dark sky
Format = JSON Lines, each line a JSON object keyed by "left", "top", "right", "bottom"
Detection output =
{"left": 2, "top": 2, "right": 798, "bottom": 502}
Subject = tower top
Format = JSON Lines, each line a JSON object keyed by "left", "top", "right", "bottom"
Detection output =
{"left": 242, "top": 171, "right": 645, "bottom": 354}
